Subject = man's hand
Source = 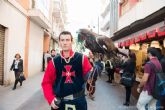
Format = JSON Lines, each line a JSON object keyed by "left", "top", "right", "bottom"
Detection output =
{"left": 51, "top": 98, "right": 59, "bottom": 109}
{"left": 137, "top": 85, "right": 143, "bottom": 93}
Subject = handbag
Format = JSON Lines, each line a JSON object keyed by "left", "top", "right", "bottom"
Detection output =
{"left": 120, "top": 72, "right": 134, "bottom": 87}
{"left": 19, "top": 73, "right": 26, "bottom": 81}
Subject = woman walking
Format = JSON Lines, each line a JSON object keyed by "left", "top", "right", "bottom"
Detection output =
{"left": 10, "top": 53, "right": 23, "bottom": 90}
{"left": 122, "top": 52, "right": 136, "bottom": 106}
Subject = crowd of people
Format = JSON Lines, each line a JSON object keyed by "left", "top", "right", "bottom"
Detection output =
{"left": 9, "top": 30, "right": 165, "bottom": 110}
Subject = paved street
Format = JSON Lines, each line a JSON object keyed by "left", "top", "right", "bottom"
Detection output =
{"left": 0, "top": 73, "right": 43, "bottom": 110}
{"left": 0, "top": 72, "right": 137, "bottom": 110}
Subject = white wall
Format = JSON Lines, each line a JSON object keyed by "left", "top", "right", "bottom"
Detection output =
{"left": 28, "top": 21, "right": 44, "bottom": 77}
{"left": 119, "top": 0, "right": 165, "bottom": 30}
{"left": 0, "top": 1, "right": 27, "bottom": 84}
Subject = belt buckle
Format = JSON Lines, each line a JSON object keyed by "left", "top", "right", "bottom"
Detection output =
{"left": 64, "top": 94, "right": 74, "bottom": 100}
{"left": 65, "top": 104, "right": 76, "bottom": 110}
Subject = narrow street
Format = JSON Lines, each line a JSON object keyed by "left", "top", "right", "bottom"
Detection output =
{"left": 5, "top": 73, "right": 137, "bottom": 110}
{"left": 0, "top": 0, "right": 165, "bottom": 110}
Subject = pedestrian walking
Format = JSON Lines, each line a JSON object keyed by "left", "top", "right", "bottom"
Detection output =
{"left": 42, "top": 31, "right": 92, "bottom": 110}
{"left": 105, "top": 60, "right": 115, "bottom": 83}
{"left": 137, "top": 47, "right": 162, "bottom": 110}
{"left": 10, "top": 53, "right": 23, "bottom": 90}
{"left": 47, "top": 49, "right": 56, "bottom": 63}
{"left": 121, "top": 52, "right": 136, "bottom": 106}
{"left": 44, "top": 51, "right": 51, "bottom": 70}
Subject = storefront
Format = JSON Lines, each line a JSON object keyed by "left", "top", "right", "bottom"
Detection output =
{"left": 112, "top": 7, "right": 165, "bottom": 99}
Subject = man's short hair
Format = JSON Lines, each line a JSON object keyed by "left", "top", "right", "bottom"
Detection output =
{"left": 147, "top": 47, "right": 159, "bottom": 57}
{"left": 51, "top": 49, "right": 55, "bottom": 53}
{"left": 59, "top": 31, "right": 73, "bottom": 41}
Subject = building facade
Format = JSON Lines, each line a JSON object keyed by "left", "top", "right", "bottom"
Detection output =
{"left": 0, "top": 0, "right": 66, "bottom": 85}
{"left": 100, "top": 0, "right": 118, "bottom": 37}
{"left": 111, "top": 0, "right": 165, "bottom": 101}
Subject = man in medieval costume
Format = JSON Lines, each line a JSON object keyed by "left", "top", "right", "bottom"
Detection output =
{"left": 42, "top": 31, "right": 92, "bottom": 110}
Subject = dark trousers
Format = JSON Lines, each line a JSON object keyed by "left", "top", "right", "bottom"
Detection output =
{"left": 160, "top": 99, "right": 165, "bottom": 110}
{"left": 125, "top": 86, "right": 131, "bottom": 102}
{"left": 51, "top": 96, "right": 87, "bottom": 110}
{"left": 13, "top": 70, "right": 22, "bottom": 88}
{"left": 107, "top": 68, "right": 115, "bottom": 81}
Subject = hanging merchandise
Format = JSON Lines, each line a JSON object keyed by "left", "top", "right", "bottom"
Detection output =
{"left": 163, "top": 39, "right": 165, "bottom": 48}
{"left": 150, "top": 41, "right": 161, "bottom": 49}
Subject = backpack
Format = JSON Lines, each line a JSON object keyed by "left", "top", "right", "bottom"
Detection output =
{"left": 148, "top": 62, "right": 165, "bottom": 100}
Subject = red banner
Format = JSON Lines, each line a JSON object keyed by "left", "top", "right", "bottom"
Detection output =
{"left": 147, "top": 29, "right": 156, "bottom": 39}
{"left": 157, "top": 26, "right": 165, "bottom": 37}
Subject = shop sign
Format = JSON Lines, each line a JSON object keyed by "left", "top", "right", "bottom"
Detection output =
{"left": 125, "top": 40, "right": 130, "bottom": 47}
{"left": 147, "top": 29, "right": 156, "bottom": 39}
{"left": 157, "top": 26, "right": 165, "bottom": 37}
{"left": 140, "top": 33, "right": 147, "bottom": 41}
{"left": 129, "top": 38, "right": 135, "bottom": 45}
{"left": 135, "top": 36, "right": 140, "bottom": 43}
{"left": 121, "top": 42, "right": 126, "bottom": 47}
{"left": 118, "top": 42, "right": 121, "bottom": 48}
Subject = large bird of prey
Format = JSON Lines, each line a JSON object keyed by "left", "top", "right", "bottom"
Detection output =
{"left": 77, "top": 29, "right": 126, "bottom": 58}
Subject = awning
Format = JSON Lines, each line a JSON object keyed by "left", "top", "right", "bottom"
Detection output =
{"left": 157, "top": 25, "right": 165, "bottom": 37}
{"left": 129, "top": 38, "right": 135, "bottom": 45}
{"left": 125, "top": 40, "right": 130, "bottom": 47}
{"left": 121, "top": 42, "right": 126, "bottom": 47}
{"left": 135, "top": 36, "right": 141, "bottom": 43}
{"left": 112, "top": 7, "right": 165, "bottom": 41}
{"left": 147, "top": 29, "right": 157, "bottom": 39}
{"left": 140, "top": 33, "right": 147, "bottom": 41}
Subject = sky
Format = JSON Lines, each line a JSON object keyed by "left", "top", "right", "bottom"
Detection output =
{"left": 65, "top": 0, "right": 101, "bottom": 37}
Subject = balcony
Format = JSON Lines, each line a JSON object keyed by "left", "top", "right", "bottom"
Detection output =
{"left": 101, "top": 13, "right": 110, "bottom": 32}
{"left": 28, "top": 9, "right": 51, "bottom": 29}
{"left": 119, "top": 0, "right": 165, "bottom": 30}
{"left": 52, "top": 1, "right": 65, "bottom": 28}
{"left": 101, "top": 3, "right": 110, "bottom": 18}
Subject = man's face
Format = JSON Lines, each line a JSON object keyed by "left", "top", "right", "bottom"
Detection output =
{"left": 59, "top": 34, "right": 72, "bottom": 51}
{"left": 147, "top": 53, "right": 151, "bottom": 59}
{"left": 51, "top": 51, "right": 56, "bottom": 56}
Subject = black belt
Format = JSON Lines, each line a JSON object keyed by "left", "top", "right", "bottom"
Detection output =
{"left": 62, "top": 89, "right": 85, "bottom": 100}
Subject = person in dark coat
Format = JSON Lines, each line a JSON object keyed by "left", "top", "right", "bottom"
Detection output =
{"left": 10, "top": 53, "right": 23, "bottom": 90}
{"left": 155, "top": 48, "right": 165, "bottom": 109}
{"left": 47, "top": 49, "right": 56, "bottom": 63}
{"left": 122, "top": 52, "right": 136, "bottom": 106}
{"left": 105, "top": 60, "right": 115, "bottom": 83}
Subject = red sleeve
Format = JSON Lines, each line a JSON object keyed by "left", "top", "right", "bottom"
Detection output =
{"left": 41, "top": 61, "right": 56, "bottom": 105}
{"left": 82, "top": 55, "right": 92, "bottom": 77}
